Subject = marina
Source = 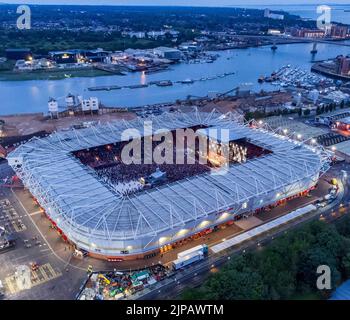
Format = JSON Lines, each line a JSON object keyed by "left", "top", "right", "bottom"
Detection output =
{"left": 259, "top": 65, "right": 334, "bottom": 89}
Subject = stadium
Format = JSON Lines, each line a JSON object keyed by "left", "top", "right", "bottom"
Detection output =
{"left": 7, "top": 110, "right": 330, "bottom": 260}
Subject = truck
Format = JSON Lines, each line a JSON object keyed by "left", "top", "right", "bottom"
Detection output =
{"left": 177, "top": 244, "right": 208, "bottom": 259}
{"left": 172, "top": 251, "right": 204, "bottom": 271}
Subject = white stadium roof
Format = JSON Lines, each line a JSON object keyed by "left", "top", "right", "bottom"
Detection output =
{"left": 7, "top": 110, "right": 330, "bottom": 251}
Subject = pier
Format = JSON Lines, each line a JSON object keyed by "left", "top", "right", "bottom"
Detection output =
{"left": 94, "top": 63, "right": 128, "bottom": 75}
{"left": 88, "top": 85, "right": 121, "bottom": 92}
{"left": 86, "top": 71, "right": 236, "bottom": 92}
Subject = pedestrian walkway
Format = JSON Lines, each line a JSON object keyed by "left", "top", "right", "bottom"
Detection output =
{"left": 211, "top": 204, "right": 317, "bottom": 254}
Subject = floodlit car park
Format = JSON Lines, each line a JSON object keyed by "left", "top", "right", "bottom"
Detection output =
{"left": 0, "top": 162, "right": 86, "bottom": 300}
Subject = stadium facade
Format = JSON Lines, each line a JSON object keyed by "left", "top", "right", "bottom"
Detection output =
{"left": 7, "top": 111, "right": 331, "bottom": 260}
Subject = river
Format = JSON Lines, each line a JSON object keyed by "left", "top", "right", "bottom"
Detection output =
{"left": 0, "top": 41, "right": 349, "bottom": 115}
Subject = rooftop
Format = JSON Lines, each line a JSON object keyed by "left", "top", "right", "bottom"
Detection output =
{"left": 263, "top": 116, "right": 327, "bottom": 140}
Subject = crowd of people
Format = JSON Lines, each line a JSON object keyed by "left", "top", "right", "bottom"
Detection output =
{"left": 73, "top": 130, "right": 271, "bottom": 195}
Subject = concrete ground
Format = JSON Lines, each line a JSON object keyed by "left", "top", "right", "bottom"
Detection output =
{"left": 1, "top": 111, "right": 136, "bottom": 136}
{"left": 0, "top": 162, "right": 85, "bottom": 300}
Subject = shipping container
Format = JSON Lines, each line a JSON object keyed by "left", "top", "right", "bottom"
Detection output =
{"left": 177, "top": 244, "right": 208, "bottom": 259}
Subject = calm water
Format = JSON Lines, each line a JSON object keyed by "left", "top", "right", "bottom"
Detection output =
{"left": 1, "top": 42, "right": 350, "bottom": 115}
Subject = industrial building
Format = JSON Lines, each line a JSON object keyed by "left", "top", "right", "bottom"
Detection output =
{"left": 337, "top": 55, "right": 350, "bottom": 76}
{"left": 7, "top": 111, "right": 330, "bottom": 260}
{"left": 48, "top": 49, "right": 109, "bottom": 64}
{"left": 5, "top": 48, "right": 32, "bottom": 61}
{"left": 153, "top": 47, "right": 182, "bottom": 61}
{"left": 315, "top": 109, "right": 350, "bottom": 126}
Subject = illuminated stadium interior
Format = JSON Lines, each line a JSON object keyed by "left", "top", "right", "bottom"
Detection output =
{"left": 72, "top": 126, "right": 272, "bottom": 195}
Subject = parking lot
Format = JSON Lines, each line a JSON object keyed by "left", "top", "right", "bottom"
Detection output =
{"left": 0, "top": 199, "right": 27, "bottom": 234}
{"left": 0, "top": 162, "right": 86, "bottom": 300}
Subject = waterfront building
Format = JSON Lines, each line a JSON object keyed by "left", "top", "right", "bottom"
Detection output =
{"left": 5, "top": 48, "right": 32, "bottom": 61}
{"left": 153, "top": 47, "right": 182, "bottom": 61}
{"left": 81, "top": 97, "right": 99, "bottom": 112}
{"left": 330, "top": 25, "right": 349, "bottom": 39}
{"left": 49, "top": 50, "right": 80, "bottom": 64}
{"left": 337, "top": 56, "right": 350, "bottom": 76}
{"left": 48, "top": 98, "right": 59, "bottom": 119}
{"left": 290, "top": 28, "right": 325, "bottom": 38}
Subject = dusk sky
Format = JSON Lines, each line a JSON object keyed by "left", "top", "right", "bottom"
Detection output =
{"left": 2, "top": 0, "right": 350, "bottom": 6}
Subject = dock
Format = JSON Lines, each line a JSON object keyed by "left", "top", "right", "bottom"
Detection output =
{"left": 88, "top": 85, "right": 121, "bottom": 92}
{"left": 86, "top": 71, "right": 236, "bottom": 92}
{"left": 94, "top": 63, "right": 128, "bottom": 75}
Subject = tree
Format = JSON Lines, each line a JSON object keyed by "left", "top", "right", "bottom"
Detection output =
{"left": 182, "top": 218, "right": 350, "bottom": 301}
{"left": 341, "top": 253, "right": 350, "bottom": 278}
{"left": 297, "top": 247, "right": 341, "bottom": 295}
{"left": 202, "top": 268, "right": 265, "bottom": 300}
{"left": 336, "top": 216, "right": 350, "bottom": 237}
{"left": 181, "top": 288, "right": 205, "bottom": 300}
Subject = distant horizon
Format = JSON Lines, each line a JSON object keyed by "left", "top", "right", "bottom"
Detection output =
{"left": 1, "top": 1, "right": 350, "bottom": 7}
